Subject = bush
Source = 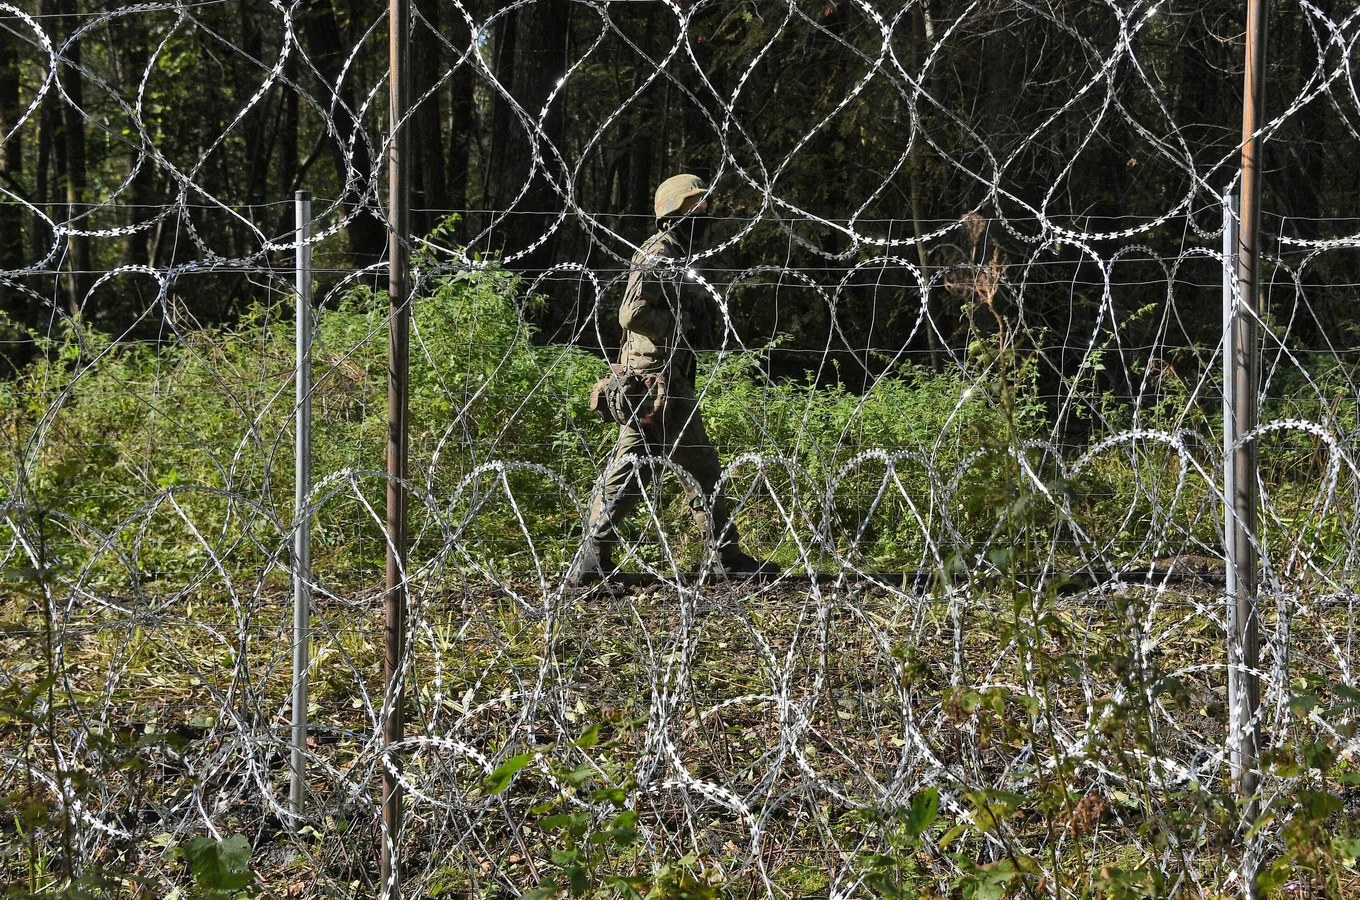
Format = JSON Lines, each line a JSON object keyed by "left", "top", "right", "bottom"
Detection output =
{"left": 1, "top": 265, "right": 611, "bottom": 586}
{"left": 19, "top": 264, "right": 1345, "bottom": 583}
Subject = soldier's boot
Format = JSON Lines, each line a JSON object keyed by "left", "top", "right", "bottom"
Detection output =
{"left": 566, "top": 538, "right": 616, "bottom": 587}
{"left": 710, "top": 547, "right": 781, "bottom": 579}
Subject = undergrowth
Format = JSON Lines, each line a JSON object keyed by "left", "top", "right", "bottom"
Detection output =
{"left": 0, "top": 262, "right": 1351, "bottom": 585}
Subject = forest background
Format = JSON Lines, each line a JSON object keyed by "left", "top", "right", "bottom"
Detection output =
{"left": 2, "top": 0, "right": 1359, "bottom": 573}
{"left": 2, "top": 0, "right": 1356, "bottom": 383}
{"left": 5, "top": 3, "right": 1360, "bottom": 896}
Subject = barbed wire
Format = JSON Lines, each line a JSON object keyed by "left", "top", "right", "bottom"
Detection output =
{"left": 4, "top": 0, "right": 1360, "bottom": 897}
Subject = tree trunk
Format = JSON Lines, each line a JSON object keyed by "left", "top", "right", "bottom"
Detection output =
{"left": 58, "top": 0, "right": 91, "bottom": 315}
{"left": 0, "top": 19, "right": 22, "bottom": 276}
{"left": 626, "top": 7, "right": 656, "bottom": 241}
{"left": 485, "top": 0, "right": 568, "bottom": 272}
{"left": 299, "top": 0, "right": 386, "bottom": 266}
{"left": 1285, "top": 0, "right": 1331, "bottom": 340}
{"left": 509, "top": 0, "right": 568, "bottom": 288}
{"left": 911, "top": 0, "right": 944, "bottom": 370}
{"left": 446, "top": 17, "right": 475, "bottom": 240}
{"left": 35, "top": 3, "right": 54, "bottom": 287}
{"left": 1286, "top": 0, "right": 1328, "bottom": 233}
{"left": 275, "top": 50, "right": 300, "bottom": 237}
{"left": 113, "top": 13, "right": 153, "bottom": 271}
{"left": 485, "top": 0, "right": 519, "bottom": 229}
{"left": 408, "top": 0, "right": 446, "bottom": 238}
{"left": 240, "top": 0, "right": 273, "bottom": 247}
{"left": 679, "top": 38, "right": 713, "bottom": 175}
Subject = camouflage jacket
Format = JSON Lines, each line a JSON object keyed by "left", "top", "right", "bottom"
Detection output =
{"left": 617, "top": 230, "right": 711, "bottom": 382}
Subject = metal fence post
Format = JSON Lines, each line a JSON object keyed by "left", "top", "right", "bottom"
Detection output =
{"left": 1222, "top": 186, "right": 1240, "bottom": 787}
{"left": 1235, "top": 0, "right": 1267, "bottom": 877}
{"left": 290, "top": 190, "right": 313, "bottom": 823}
{"left": 384, "top": 0, "right": 411, "bottom": 891}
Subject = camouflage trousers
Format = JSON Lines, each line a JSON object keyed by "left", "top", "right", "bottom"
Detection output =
{"left": 586, "top": 377, "right": 739, "bottom": 554}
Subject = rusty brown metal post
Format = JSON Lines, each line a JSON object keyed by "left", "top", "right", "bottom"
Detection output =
{"left": 382, "top": 0, "right": 410, "bottom": 891}
{"left": 1234, "top": 0, "right": 1267, "bottom": 893}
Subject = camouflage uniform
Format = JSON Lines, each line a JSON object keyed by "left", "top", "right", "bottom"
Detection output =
{"left": 585, "top": 228, "right": 740, "bottom": 555}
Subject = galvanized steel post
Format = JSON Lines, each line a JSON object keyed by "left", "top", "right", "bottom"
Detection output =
{"left": 1235, "top": 0, "right": 1268, "bottom": 889}
{"left": 1222, "top": 187, "right": 1244, "bottom": 789}
{"left": 290, "top": 190, "right": 312, "bottom": 824}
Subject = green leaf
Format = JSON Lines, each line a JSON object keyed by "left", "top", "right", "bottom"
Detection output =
{"left": 604, "top": 875, "right": 645, "bottom": 900}
{"left": 938, "top": 824, "right": 968, "bottom": 848}
{"left": 520, "top": 880, "right": 563, "bottom": 900}
{"left": 539, "top": 814, "right": 576, "bottom": 832}
{"left": 864, "top": 872, "right": 903, "bottom": 899}
{"left": 1323, "top": 684, "right": 1360, "bottom": 718}
{"left": 181, "top": 833, "right": 253, "bottom": 892}
{"left": 1255, "top": 860, "right": 1291, "bottom": 894}
{"left": 967, "top": 790, "right": 1023, "bottom": 832}
{"left": 1297, "top": 788, "right": 1343, "bottom": 820}
{"left": 1287, "top": 694, "right": 1317, "bottom": 718}
{"left": 551, "top": 848, "right": 581, "bottom": 867}
{"left": 591, "top": 786, "right": 627, "bottom": 808}
{"left": 564, "top": 764, "right": 594, "bottom": 787}
{"left": 956, "top": 859, "right": 1018, "bottom": 900}
{"left": 1244, "top": 810, "right": 1275, "bottom": 841}
{"left": 484, "top": 752, "right": 536, "bottom": 795}
{"left": 573, "top": 723, "right": 601, "bottom": 748}
{"left": 1333, "top": 837, "right": 1360, "bottom": 864}
{"left": 905, "top": 787, "right": 939, "bottom": 839}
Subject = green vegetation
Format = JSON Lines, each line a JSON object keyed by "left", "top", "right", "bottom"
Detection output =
{"left": 5, "top": 263, "right": 1360, "bottom": 900}
{"left": 6, "top": 559, "right": 1360, "bottom": 898}
{"left": 0, "top": 263, "right": 1034, "bottom": 582}
{"left": 6, "top": 261, "right": 1353, "bottom": 587}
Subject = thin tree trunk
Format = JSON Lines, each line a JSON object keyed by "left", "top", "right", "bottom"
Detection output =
{"left": 275, "top": 50, "right": 300, "bottom": 237}
{"left": 679, "top": 45, "right": 711, "bottom": 174}
{"left": 299, "top": 0, "right": 386, "bottom": 266}
{"left": 1288, "top": 0, "right": 1329, "bottom": 234}
{"left": 510, "top": 0, "right": 568, "bottom": 281}
{"left": 0, "top": 20, "right": 22, "bottom": 275}
{"left": 446, "top": 17, "right": 474, "bottom": 239}
{"left": 486, "top": 0, "right": 519, "bottom": 227}
{"left": 911, "top": 0, "right": 943, "bottom": 371}
{"left": 909, "top": 161, "right": 941, "bottom": 372}
{"left": 58, "top": 0, "right": 91, "bottom": 315}
{"left": 1287, "top": 0, "right": 1331, "bottom": 338}
{"left": 626, "top": 7, "right": 656, "bottom": 241}
{"left": 240, "top": 0, "right": 273, "bottom": 244}
{"left": 410, "top": 0, "right": 446, "bottom": 238}
{"left": 35, "top": 20, "right": 54, "bottom": 283}
{"left": 116, "top": 13, "right": 153, "bottom": 270}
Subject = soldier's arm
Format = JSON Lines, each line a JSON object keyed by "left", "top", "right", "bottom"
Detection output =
{"left": 619, "top": 281, "right": 677, "bottom": 339}
{"left": 619, "top": 242, "right": 686, "bottom": 339}
{"left": 681, "top": 271, "right": 716, "bottom": 346}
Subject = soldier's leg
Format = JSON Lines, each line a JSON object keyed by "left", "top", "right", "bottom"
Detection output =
{"left": 569, "top": 427, "right": 655, "bottom": 586}
{"left": 587, "top": 425, "right": 654, "bottom": 545}
{"left": 661, "top": 393, "right": 739, "bottom": 553}
{"left": 673, "top": 419, "right": 781, "bottom": 576}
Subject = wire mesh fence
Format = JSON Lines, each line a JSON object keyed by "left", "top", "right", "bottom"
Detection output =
{"left": 4, "top": 0, "right": 1360, "bottom": 897}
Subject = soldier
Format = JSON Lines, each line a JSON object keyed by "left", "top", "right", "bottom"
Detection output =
{"left": 568, "top": 174, "right": 779, "bottom": 585}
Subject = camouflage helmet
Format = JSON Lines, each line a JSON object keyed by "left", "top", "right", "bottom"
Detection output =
{"left": 654, "top": 173, "right": 708, "bottom": 221}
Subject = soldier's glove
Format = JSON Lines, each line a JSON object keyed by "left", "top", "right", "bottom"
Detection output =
{"left": 589, "top": 366, "right": 666, "bottom": 426}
